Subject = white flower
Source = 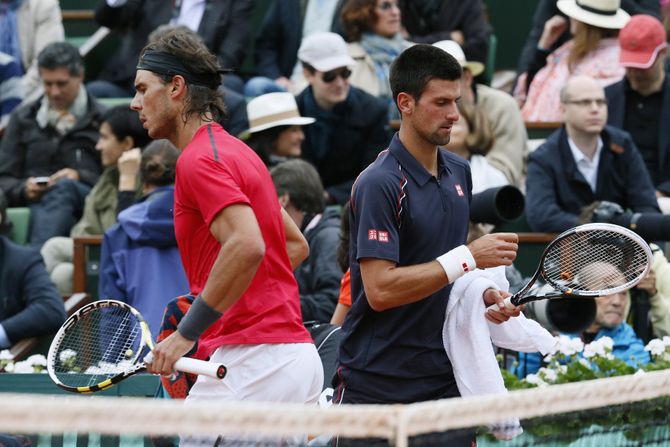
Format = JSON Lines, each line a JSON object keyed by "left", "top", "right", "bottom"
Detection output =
{"left": 0, "top": 349, "right": 14, "bottom": 361}
{"left": 583, "top": 337, "right": 614, "bottom": 359}
{"left": 579, "top": 358, "right": 592, "bottom": 369}
{"left": 634, "top": 369, "right": 646, "bottom": 377}
{"left": 599, "top": 337, "right": 614, "bottom": 351}
{"left": 645, "top": 339, "right": 666, "bottom": 357}
{"left": 538, "top": 367, "right": 557, "bottom": 382}
{"left": 59, "top": 349, "right": 77, "bottom": 363}
{"left": 553, "top": 335, "right": 584, "bottom": 357}
{"left": 26, "top": 354, "right": 47, "bottom": 367}
{"left": 525, "top": 373, "right": 549, "bottom": 387}
{"left": 4, "top": 362, "right": 14, "bottom": 373}
{"left": 11, "top": 360, "right": 35, "bottom": 373}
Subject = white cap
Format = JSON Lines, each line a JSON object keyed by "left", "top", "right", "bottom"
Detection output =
{"left": 432, "top": 40, "right": 485, "bottom": 77}
{"left": 240, "top": 92, "right": 315, "bottom": 138}
{"left": 298, "top": 32, "right": 355, "bottom": 72}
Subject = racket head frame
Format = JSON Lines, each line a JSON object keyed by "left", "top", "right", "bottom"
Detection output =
{"left": 509, "top": 223, "right": 653, "bottom": 306}
{"left": 47, "top": 299, "right": 154, "bottom": 394}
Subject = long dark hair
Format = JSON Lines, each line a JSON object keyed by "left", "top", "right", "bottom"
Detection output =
{"left": 246, "top": 126, "right": 289, "bottom": 167}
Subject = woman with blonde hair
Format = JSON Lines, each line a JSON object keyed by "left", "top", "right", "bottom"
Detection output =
{"left": 515, "top": 0, "right": 630, "bottom": 122}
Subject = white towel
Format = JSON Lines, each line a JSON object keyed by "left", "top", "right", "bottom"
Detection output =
{"left": 443, "top": 266, "right": 557, "bottom": 439}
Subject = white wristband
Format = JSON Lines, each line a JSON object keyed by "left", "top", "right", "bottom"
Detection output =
{"left": 436, "top": 245, "right": 476, "bottom": 284}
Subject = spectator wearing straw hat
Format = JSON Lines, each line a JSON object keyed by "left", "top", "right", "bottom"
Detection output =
{"left": 241, "top": 92, "right": 315, "bottom": 168}
{"left": 434, "top": 39, "right": 528, "bottom": 187}
{"left": 605, "top": 15, "right": 670, "bottom": 209}
{"left": 515, "top": 0, "right": 631, "bottom": 122}
{"left": 296, "top": 32, "right": 391, "bottom": 205}
{"left": 515, "top": 0, "right": 659, "bottom": 87}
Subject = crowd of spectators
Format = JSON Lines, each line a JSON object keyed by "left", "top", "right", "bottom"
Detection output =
{"left": 1, "top": 0, "right": 670, "bottom": 389}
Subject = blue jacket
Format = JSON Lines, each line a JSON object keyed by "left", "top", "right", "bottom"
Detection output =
{"left": 0, "top": 236, "right": 65, "bottom": 348}
{"left": 525, "top": 125, "right": 660, "bottom": 233}
{"left": 515, "top": 323, "right": 650, "bottom": 378}
{"left": 605, "top": 76, "right": 670, "bottom": 195}
{"left": 99, "top": 186, "right": 188, "bottom": 336}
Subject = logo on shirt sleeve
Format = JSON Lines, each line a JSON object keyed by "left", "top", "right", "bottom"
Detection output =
{"left": 455, "top": 184, "right": 464, "bottom": 197}
{"left": 368, "top": 229, "right": 389, "bottom": 243}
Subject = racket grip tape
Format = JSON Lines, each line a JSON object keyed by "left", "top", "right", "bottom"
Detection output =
{"left": 486, "top": 297, "right": 515, "bottom": 312}
{"left": 174, "top": 357, "right": 227, "bottom": 380}
{"left": 144, "top": 352, "right": 226, "bottom": 379}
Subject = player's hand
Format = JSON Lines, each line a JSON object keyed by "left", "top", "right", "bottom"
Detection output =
{"left": 145, "top": 331, "right": 196, "bottom": 377}
{"left": 483, "top": 289, "right": 523, "bottom": 324}
{"left": 468, "top": 232, "right": 518, "bottom": 268}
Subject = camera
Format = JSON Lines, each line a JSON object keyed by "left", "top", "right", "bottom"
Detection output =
{"left": 523, "top": 294, "right": 596, "bottom": 333}
{"left": 470, "top": 185, "right": 525, "bottom": 225}
{"left": 591, "top": 201, "right": 670, "bottom": 242}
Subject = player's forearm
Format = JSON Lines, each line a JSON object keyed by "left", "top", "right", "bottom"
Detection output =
{"left": 361, "top": 260, "right": 449, "bottom": 311}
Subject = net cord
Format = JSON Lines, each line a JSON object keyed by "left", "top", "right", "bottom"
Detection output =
{"left": 2, "top": 369, "right": 670, "bottom": 443}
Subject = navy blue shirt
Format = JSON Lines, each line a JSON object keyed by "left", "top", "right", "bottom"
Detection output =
{"left": 336, "top": 133, "right": 473, "bottom": 404}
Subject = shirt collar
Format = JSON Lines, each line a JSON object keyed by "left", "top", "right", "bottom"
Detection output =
{"left": 388, "top": 133, "right": 451, "bottom": 186}
{"left": 567, "top": 136, "right": 603, "bottom": 166}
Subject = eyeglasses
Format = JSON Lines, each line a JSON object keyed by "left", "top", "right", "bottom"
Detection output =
{"left": 562, "top": 98, "right": 608, "bottom": 108}
{"left": 321, "top": 68, "right": 352, "bottom": 83}
{"left": 378, "top": 1, "right": 399, "bottom": 11}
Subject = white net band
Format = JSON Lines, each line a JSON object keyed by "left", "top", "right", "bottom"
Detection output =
{"left": 2, "top": 368, "right": 670, "bottom": 444}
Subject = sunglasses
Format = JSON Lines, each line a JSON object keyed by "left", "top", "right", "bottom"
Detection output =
{"left": 378, "top": 1, "right": 399, "bottom": 11}
{"left": 321, "top": 68, "right": 352, "bottom": 83}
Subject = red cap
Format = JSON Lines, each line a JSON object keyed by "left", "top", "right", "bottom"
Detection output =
{"left": 619, "top": 15, "right": 668, "bottom": 69}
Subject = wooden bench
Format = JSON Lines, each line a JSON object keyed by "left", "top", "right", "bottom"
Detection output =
{"left": 73, "top": 235, "right": 103, "bottom": 299}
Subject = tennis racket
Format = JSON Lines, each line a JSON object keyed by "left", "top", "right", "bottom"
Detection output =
{"left": 486, "top": 223, "right": 653, "bottom": 311}
{"left": 47, "top": 299, "right": 226, "bottom": 393}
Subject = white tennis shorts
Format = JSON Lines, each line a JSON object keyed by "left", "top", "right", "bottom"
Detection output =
{"left": 181, "top": 343, "right": 324, "bottom": 447}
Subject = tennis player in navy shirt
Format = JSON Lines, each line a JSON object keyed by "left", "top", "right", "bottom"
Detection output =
{"left": 334, "top": 44, "right": 522, "bottom": 446}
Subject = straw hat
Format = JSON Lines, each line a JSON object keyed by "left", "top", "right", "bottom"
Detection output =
{"left": 557, "top": 0, "right": 630, "bottom": 29}
{"left": 241, "top": 92, "right": 315, "bottom": 138}
{"left": 432, "top": 40, "right": 485, "bottom": 77}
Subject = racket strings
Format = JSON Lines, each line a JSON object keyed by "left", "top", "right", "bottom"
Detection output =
{"left": 52, "top": 306, "right": 144, "bottom": 388}
{"left": 542, "top": 229, "right": 649, "bottom": 295}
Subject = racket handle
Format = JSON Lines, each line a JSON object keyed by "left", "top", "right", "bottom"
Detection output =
{"left": 174, "top": 357, "right": 227, "bottom": 379}
{"left": 144, "top": 352, "right": 227, "bottom": 380}
{"left": 486, "top": 297, "right": 516, "bottom": 312}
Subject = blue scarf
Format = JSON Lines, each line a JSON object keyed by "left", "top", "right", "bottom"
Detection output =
{"left": 0, "top": 0, "right": 23, "bottom": 74}
{"left": 360, "top": 32, "right": 410, "bottom": 119}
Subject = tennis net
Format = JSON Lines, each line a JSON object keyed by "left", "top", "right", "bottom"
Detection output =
{"left": 2, "top": 368, "right": 670, "bottom": 446}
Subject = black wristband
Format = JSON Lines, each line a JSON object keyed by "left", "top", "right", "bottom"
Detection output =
{"left": 177, "top": 295, "right": 223, "bottom": 341}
